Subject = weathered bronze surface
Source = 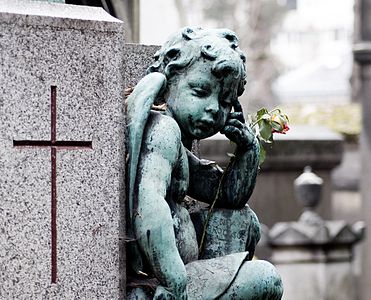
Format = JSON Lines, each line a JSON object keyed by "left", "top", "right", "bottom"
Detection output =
{"left": 126, "top": 27, "right": 283, "bottom": 299}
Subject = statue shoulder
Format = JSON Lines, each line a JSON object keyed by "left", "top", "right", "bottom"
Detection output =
{"left": 144, "top": 112, "right": 182, "bottom": 163}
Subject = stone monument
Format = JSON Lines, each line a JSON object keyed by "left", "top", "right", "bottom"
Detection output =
{"left": 0, "top": 2, "right": 284, "bottom": 298}
{"left": 0, "top": 1, "right": 126, "bottom": 298}
{"left": 269, "top": 167, "right": 364, "bottom": 300}
{"left": 126, "top": 26, "right": 283, "bottom": 299}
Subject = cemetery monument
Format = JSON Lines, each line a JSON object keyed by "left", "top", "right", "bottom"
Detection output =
{"left": 126, "top": 26, "right": 283, "bottom": 299}
{"left": 0, "top": 1, "right": 126, "bottom": 298}
{"left": 269, "top": 167, "right": 364, "bottom": 300}
{"left": 0, "top": 1, "right": 283, "bottom": 298}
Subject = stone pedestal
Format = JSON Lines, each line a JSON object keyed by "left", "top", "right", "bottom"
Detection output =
{"left": 269, "top": 168, "right": 364, "bottom": 300}
{"left": 0, "top": 1, "right": 126, "bottom": 298}
{"left": 270, "top": 221, "right": 364, "bottom": 300}
{"left": 123, "top": 43, "right": 160, "bottom": 87}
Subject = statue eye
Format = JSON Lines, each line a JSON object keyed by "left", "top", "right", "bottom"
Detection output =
{"left": 192, "top": 87, "right": 209, "bottom": 97}
{"left": 189, "top": 81, "right": 212, "bottom": 98}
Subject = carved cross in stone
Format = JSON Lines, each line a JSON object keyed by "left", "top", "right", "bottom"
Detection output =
{"left": 13, "top": 86, "right": 92, "bottom": 283}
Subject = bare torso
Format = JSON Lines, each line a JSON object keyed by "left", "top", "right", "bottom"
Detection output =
{"left": 141, "top": 112, "right": 198, "bottom": 264}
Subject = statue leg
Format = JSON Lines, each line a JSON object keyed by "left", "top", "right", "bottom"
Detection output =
{"left": 134, "top": 197, "right": 187, "bottom": 300}
{"left": 218, "top": 260, "right": 283, "bottom": 300}
{"left": 191, "top": 204, "right": 261, "bottom": 259}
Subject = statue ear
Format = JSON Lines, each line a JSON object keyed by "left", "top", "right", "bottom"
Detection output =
{"left": 221, "top": 30, "right": 239, "bottom": 49}
{"left": 181, "top": 26, "right": 203, "bottom": 40}
{"left": 147, "top": 48, "right": 180, "bottom": 74}
{"left": 163, "top": 47, "right": 181, "bottom": 65}
{"left": 147, "top": 50, "right": 162, "bottom": 74}
{"left": 182, "top": 27, "right": 195, "bottom": 40}
{"left": 153, "top": 50, "right": 161, "bottom": 61}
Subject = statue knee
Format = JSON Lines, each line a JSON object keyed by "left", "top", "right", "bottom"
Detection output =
{"left": 259, "top": 260, "right": 283, "bottom": 297}
{"left": 235, "top": 260, "right": 283, "bottom": 300}
{"left": 170, "top": 271, "right": 187, "bottom": 295}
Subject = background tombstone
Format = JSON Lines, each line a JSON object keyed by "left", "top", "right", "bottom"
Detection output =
{"left": 0, "top": 1, "right": 126, "bottom": 298}
{"left": 269, "top": 168, "right": 364, "bottom": 300}
{"left": 65, "top": 0, "right": 140, "bottom": 43}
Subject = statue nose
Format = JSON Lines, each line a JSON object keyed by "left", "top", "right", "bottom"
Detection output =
{"left": 205, "top": 102, "right": 219, "bottom": 117}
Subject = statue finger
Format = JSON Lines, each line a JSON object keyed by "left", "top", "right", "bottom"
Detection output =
{"left": 227, "top": 112, "right": 245, "bottom": 123}
{"left": 225, "top": 118, "right": 244, "bottom": 129}
{"left": 232, "top": 100, "right": 243, "bottom": 113}
{"left": 223, "top": 126, "right": 242, "bottom": 141}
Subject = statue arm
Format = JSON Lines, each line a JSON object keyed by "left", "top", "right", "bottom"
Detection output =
{"left": 188, "top": 105, "right": 260, "bottom": 208}
{"left": 133, "top": 114, "right": 188, "bottom": 299}
{"left": 219, "top": 139, "right": 260, "bottom": 207}
{"left": 187, "top": 138, "right": 259, "bottom": 208}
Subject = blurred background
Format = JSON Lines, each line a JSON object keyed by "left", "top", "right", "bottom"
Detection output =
{"left": 66, "top": 0, "right": 361, "bottom": 146}
{"left": 139, "top": 0, "right": 359, "bottom": 131}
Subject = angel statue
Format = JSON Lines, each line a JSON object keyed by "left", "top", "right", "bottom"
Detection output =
{"left": 126, "top": 27, "right": 283, "bottom": 300}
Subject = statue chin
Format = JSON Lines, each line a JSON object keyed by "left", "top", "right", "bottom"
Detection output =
{"left": 190, "top": 127, "right": 220, "bottom": 140}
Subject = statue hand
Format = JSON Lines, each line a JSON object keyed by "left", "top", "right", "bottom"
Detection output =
{"left": 221, "top": 111, "right": 256, "bottom": 150}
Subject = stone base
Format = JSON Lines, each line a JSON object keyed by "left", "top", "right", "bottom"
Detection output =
{"left": 276, "top": 260, "right": 356, "bottom": 300}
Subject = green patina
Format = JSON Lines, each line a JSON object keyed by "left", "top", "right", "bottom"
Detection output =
{"left": 126, "top": 27, "right": 283, "bottom": 300}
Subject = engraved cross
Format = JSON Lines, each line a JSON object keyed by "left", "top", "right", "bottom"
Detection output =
{"left": 13, "top": 86, "right": 92, "bottom": 283}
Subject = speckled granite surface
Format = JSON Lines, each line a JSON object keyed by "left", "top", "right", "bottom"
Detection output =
{"left": 123, "top": 43, "right": 160, "bottom": 87}
{"left": 0, "top": 1, "right": 126, "bottom": 298}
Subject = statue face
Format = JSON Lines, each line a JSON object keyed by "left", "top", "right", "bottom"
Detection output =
{"left": 166, "top": 59, "right": 238, "bottom": 140}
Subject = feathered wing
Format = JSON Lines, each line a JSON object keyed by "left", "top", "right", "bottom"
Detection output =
{"left": 126, "top": 73, "right": 167, "bottom": 274}
{"left": 127, "top": 72, "right": 167, "bottom": 227}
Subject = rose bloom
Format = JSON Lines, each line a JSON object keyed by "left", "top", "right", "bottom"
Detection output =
{"left": 271, "top": 114, "right": 289, "bottom": 134}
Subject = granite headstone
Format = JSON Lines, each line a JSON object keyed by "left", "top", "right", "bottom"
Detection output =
{"left": 0, "top": 1, "right": 126, "bottom": 298}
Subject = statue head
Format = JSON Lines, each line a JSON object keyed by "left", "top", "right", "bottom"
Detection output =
{"left": 148, "top": 27, "right": 247, "bottom": 140}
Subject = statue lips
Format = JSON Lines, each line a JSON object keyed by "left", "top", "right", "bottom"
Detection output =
{"left": 195, "top": 118, "right": 215, "bottom": 134}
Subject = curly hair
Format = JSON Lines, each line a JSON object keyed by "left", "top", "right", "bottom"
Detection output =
{"left": 147, "top": 27, "right": 247, "bottom": 98}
